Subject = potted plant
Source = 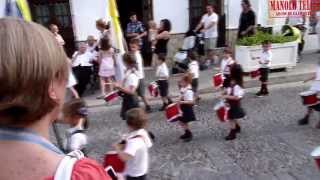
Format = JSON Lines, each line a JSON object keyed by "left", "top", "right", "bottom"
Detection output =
{"left": 235, "top": 31, "right": 299, "bottom": 72}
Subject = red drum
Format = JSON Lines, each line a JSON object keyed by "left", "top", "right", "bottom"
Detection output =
{"left": 250, "top": 69, "right": 260, "bottom": 79}
{"left": 212, "top": 73, "right": 223, "bottom": 88}
{"left": 104, "top": 91, "right": 119, "bottom": 103}
{"left": 148, "top": 82, "right": 159, "bottom": 97}
{"left": 214, "top": 101, "right": 229, "bottom": 122}
{"left": 311, "top": 146, "right": 320, "bottom": 170}
{"left": 165, "top": 103, "right": 182, "bottom": 122}
{"left": 300, "top": 91, "right": 319, "bottom": 106}
{"left": 103, "top": 151, "right": 125, "bottom": 173}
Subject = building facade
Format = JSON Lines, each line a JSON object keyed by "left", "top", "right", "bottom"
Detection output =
{"left": 0, "top": 0, "right": 319, "bottom": 60}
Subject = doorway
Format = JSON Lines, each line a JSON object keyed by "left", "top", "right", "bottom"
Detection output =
{"left": 28, "top": 0, "right": 75, "bottom": 57}
{"left": 117, "top": 0, "right": 153, "bottom": 66}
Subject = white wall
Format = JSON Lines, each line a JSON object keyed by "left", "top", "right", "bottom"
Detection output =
{"left": 70, "top": 0, "right": 108, "bottom": 41}
{"left": 153, "top": 0, "right": 189, "bottom": 34}
{"left": 0, "top": 1, "right": 5, "bottom": 17}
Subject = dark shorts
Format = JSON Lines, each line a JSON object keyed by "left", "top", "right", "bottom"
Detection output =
{"left": 179, "top": 104, "right": 196, "bottom": 124}
{"left": 120, "top": 94, "right": 139, "bottom": 120}
{"left": 191, "top": 78, "right": 199, "bottom": 93}
{"left": 310, "top": 104, "right": 320, "bottom": 112}
{"left": 259, "top": 68, "right": 269, "bottom": 82}
{"left": 157, "top": 80, "right": 169, "bottom": 97}
{"left": 137, "top": 79, "right": 146, "bottom": 97}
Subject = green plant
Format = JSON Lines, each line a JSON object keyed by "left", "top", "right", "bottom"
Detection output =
{"left": 237, "top": 31, "right": 298, "bottom": 46}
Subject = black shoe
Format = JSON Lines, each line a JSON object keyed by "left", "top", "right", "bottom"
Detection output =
{"left": 235, "top": 124, "right": 241, "bottom": 133}
{"left": 298, "top": 117, "right": 309, "bottom": 125}
{"left": 148, "top": 131, "right": 156, "bottom": 141}
{"left": 145, "top": 105, "right": 152, "bottom": 113}
{"left": 256, "top": 91, "right": 266, "bottom": 97}
{"left": 225, "top": 129, "right": 237, "bottom": 141}
{"left": 180, "top": 130, "right": 192, "bottom": 139}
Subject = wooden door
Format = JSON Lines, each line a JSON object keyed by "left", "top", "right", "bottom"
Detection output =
{"left": 28, "top": 0, "right": 75, "bottom": 57}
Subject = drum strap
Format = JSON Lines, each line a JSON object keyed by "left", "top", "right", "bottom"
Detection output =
{"left": 0, "top": 127, "right": 64, "bottom": 154}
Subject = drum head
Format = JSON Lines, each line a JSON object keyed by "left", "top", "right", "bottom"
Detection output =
{"left": 300, "top": 91, "right": 317, "bottom": 96}
{"left": 311, "top": 146, "right": 320, "bottom": 157}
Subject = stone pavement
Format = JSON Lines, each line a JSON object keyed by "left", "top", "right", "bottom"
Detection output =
{"left": 52, "top": 81, "right": 320, "bottom": 179}
{"left": 84, "top": 52, "right": 320, "bottom": 108}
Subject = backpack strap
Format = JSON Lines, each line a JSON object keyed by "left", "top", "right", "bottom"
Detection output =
{"left": 54, "top": 150, "right": 85, "bottom": 180}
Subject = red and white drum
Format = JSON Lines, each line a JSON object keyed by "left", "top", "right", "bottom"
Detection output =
{"left": 104, "top": 91, "right": 119, "bottom": 103}
{"left": 148, "top": 82, "right": 159, "bottom": 97}
{"left": 311, "top": 146, "right": 320, "bottom": 170}
{"left": 250, "top": 69, "right": 260, "bottom": 79}
{"left": 103, "top": 151, "right": 125, "bottom": 173}
{"left": 214, "top": 101, "right": 229, "bottom": 122}
{"left": 165, "top": 103, "right": 182, "bottom": 122}
{"left": 212, "top": 73, "right": 223, "bottom": 88}
{"left": 300, "top": 91, "right": 319, "bottom": 106}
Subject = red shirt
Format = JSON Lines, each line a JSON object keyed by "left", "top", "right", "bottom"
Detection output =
{"left": 45, "top": 158, "right": 112, "bottom": 180}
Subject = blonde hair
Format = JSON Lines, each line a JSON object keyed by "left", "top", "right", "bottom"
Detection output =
{"left": 0, "top": 18, "right": 69, "bottom": 126}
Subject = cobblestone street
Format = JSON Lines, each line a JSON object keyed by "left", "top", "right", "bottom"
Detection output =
{"left": 53, "top": 82, "right": 320, "bottom": 179}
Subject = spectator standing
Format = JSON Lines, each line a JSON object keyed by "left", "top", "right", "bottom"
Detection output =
{"left": 71, "top": 43, "right": 94, "bottom": 97}
{"left": 49, "top": 24, "right": 65, "bottom": 46}
{"left": 194, "top": 5, "right": 219, "bottom": 65}
{"left": 238, "top": 0, "right": 256, "bottom": 39}
{"left": 96, "top": 19, "right": 110, "bottom": 45}
{"left": 0, "top": 18, "right": 111, "bottom": 180}
{"left": 154, "top": 19, "right": 171, "bottom": 62}
{"left": 126, "top": 12, "right": 145, "bottom": 43}
{"left": 97, "top": 38, "right": 116, "bottom": 99}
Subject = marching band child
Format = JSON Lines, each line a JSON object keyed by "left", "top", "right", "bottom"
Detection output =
{"left": 256, "top": 40, "right": 272, "bottom": 97}
{"left": 113, "top": 108, "right": 152, "bottom": 180}
{"left": 222, "top": 64, "right": 246, "bottom": 141}
{"left": 62, "top": 99, "right": 89, "bottom": 154}
{"left": 298, "top": 60, "right": 320, "bottom": 128}
{"left": 178, "top": 73, "right": 197, "bottom": 142}
{"left": 114, "top": 53, "right": 140, "bottom": 120}
{"left": 220, "top": 48, "right": 235, "bottom": 89}
{"left": 129, "top": 39, "right": 152, "bottom": 112}
{"left": 188, "top": 51, "right": 201, "bottom": 102}
{"left": 156, "top": 54, "right": 172, "bottom": 111}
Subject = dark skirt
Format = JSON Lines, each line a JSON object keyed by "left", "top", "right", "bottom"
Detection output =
{"left": 259, "top": 68, "right": 269, "bottom": 82}
{"left": 157, "top": 80, "right": 169, "bottom": 97}
{"left": 191, "top": 78, "right": 199, "bottom": 93}
{"left": 228, "top": 104, "right": 246, "bottom": 120}
{"left": 223, "top": 75, "right": 231, "bottom": 88}
{"left": 179, "top": 104, "right": 196, "bottom": 123}
{"left": 310, "top": 104, "right": 320, "bottom": 112}
{"left": 120, "top": 93, "right": 139, "bottom": 120}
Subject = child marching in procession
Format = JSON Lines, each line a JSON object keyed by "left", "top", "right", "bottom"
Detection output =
{"left": 112, "top": 108, "right": 152, "bottom": 180}
{"left": 220, "top": 48, "right": 236, "bottom": 89}
{"left": 188, "top": 51, "right": 201, "bottom": 102}
{"left": 129, "top": 38, "right": 152, "bottom": 112}
{"left": 62, "top": 99, "right": 89, "bottom": 154}
{"left": 298, "top": 60, "right": 320, "bottom": 128}
{"left": 256, "top": 40, "right": 272, "bottom": 97}
{"left": 155, "top": 54, "right": 172, "bottom": 111}
{"left": 221, "top": 64, "right": 246, "bottom": 141}
{"left": 178, "top": 73, "right": 197, "bottom": 142}
{"left": 114, "top": 53, "right": 140, "bottom": 120}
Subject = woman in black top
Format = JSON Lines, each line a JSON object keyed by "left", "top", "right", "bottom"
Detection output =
{"left": 154, "top": 19, "right": 171, "bottom": 57}
{"left": 238, "top": 0, "right": 256, "bottom": 39}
